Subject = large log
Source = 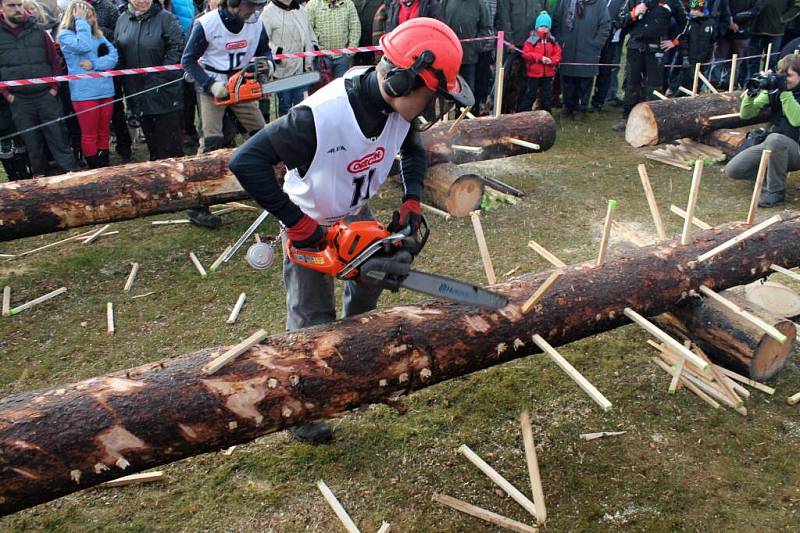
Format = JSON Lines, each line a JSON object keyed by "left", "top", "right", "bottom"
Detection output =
{"left": 0, "top": 112, "right": 556, "bottom": 242}
{"left": 655, "top": 291, "right": 796, "bottom": 381}
{"left": 1, "top": 211, "right": 799, "bottom": 515}
{"left": 626, "top": 92, "right": 769, "bottom": 147}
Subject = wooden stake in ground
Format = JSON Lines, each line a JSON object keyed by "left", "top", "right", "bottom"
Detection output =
{"left": 652, "top": 90, "right": 668, "bottom": 100}
{"left": 9, "top": 287, "right": 67, "bottom": 315}
{"left": 521, "top": 271, "right": 562, "bottom": 315}
{"left": 376, "top": 522, "right": 391, "bottom": 533}
{"left": 84, "top": 224, "right": 111, "bottom": 245}
{"left": 527, "top": 240, "right": 566, "bottom": 268}
{"left": 717, "top": 366, "right": 775, "bottom": 394}
{"left": 420, "top": 202, "right": 451, "bottom": 220}
{"left": 189, "top": 252, "right": 208, "bottom": 278}
{"left": 729, "top": 54, "right": 738, "bottom": 92}
{"left": 316, "top": 480, "right": 361, "bottom": 533}
{"left": 651, "top": 356, "right": 721, "bottom": 409}
{"left": 495, "top": 67, "right": 505, "bottom": 118}
{"left": 580, "top": 431, "right": 626, "bottom": 441}
{"left": 788, "top": 392, "right": 800, "bottom": 406}
{"left": 531, "top": 334, "right": 613, "bottom": 411}
{"left": 670, "top": 205, "right": 711, "bottom": 229}
{"left": 638, "top": 165, "right": 667, "bottom": 240}
{"left": 202, "top": 329, "right": 268, "bottom": 375}
{"left": 708, "top": 112, "right": 741, "bottom": 121}
{"left": 692, "top": 63, "right": 702, "bottom": 96}
{"left": 98, "top": 471, "right": 163, "bottom": 488}
{"left": 470, "top": 211, "right": 496, "bottom": 285}
{"left": 698, "top": 285, "right": 787, "bottom": 343}
{"left": 209, "top": 246, "right": 232, "bottom": 272}
{"left": 697, "top": 214, "right": 782, "bottom": 262}
{"left": 520, "top": 411, "right": 546, "bottom": 525}
{"left": 107, "top": 302, "right": 115, "bottom": 334}
{"left": 770, "top": 264, "right": 800, "bottom": 282}
{"left": 595, "top": 199, "right": 616, "bottom": 266}
{"left": 668, "top": 356, "right": 685, "bottom": 393}
{"left": 123, "top": 263, "right": 140, "bottom": 293}
{"left": 747, "top": 149, "right": 771, "bottom": 224}
{"left": 624, "top": 307, "right": 709, "bottom": 370}
{"left": 14, "top": 228, "right": 97, "bottom": 258}
{"left": 459, "top": 444, "right": 538, "bottom": 518}
{"left": 697, "top": 71, "right": 719, "bottom": 94}
{"left": 2, "top": 286, "right": 9, "bottom": 317}
{"left": 432, "top": 493, "right": 538, "bottom": 533}
{"left": 507, "top": 138, "right": 541, "bottom": 151}
{"left": 494, "top": 31, "right": 505, "bottom": 117}
{"left": 765, "top": 42, "right": 773, "bottom": 71}
{"left": 681, "top": 160, "right": 704, "bottom": 245}
{"left": 226, "top": 293, "right": 246, "bottom": 324}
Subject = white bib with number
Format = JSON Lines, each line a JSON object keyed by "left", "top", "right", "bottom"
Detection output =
{"left": 197, "top": 10, "right": 261, "bottom": 82}
{"left": 283, "top": 68, "right": 411, "bottom": 225}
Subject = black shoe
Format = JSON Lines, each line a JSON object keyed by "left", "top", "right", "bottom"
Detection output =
{"left": 608, "top": 97, "right": 624, "bottom": 107}
{"left": 289, "top": 421, "right": 333, "bottom": 444}
{"left": 562, "top": 109, "right": 575, "bottom": 120}
{"left": 186, "top": 207, "right": 222, "bottom": 229}
{"left": 85, "top": 155, "right": 100, "bottom": 169}
{"left": 96, "top": 149, "right": 110, "bottom": 167}
{"left": 588, "top": 105, "right": 602, "bottom": 113}
{"left": 611, "top": 119, "right": 627, "bottom": 132}
{"left": 758, "top": 191, "right": 785, "bottom": 208}
{"left": 116, "top": 146, "right": 132, "bottom": 164}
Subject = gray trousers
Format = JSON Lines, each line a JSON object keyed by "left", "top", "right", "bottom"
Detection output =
{"left": 281, "top": 206, "right": 383, "bottom": 331}
{"left": 725, "top": 133, "right": 800, "bottom": 194}
{"left": 9, "top": 92, "right": 78, "bottom": 175}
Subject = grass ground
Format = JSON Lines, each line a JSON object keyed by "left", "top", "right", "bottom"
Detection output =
{"left": 1, "top": 108, "right": 799, "bottom": 532}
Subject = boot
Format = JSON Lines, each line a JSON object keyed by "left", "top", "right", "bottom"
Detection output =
{"left": 289, "top": 421, "right": 333, "bottom": 444}
{"left": 186, "top": 206, "right": 222, "bottom": 229}
{"left": 85, "top": 155, "right": 100, "bottom": 169}
{"left": 758, "top": 190, "right": 785, "bottom": 208}
{"left": 96, "top": 149, "right": 110, "bottom": 167}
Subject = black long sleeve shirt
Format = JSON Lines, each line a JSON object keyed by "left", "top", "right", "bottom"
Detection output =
{"left": 229, "top": 68, "right": 427, "bottom": 228}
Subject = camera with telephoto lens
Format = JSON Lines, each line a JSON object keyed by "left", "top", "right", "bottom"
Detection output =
{"left": 745, "top": 72, "right": 787, "bottom": 95}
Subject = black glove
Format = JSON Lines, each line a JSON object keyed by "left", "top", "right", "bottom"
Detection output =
{"left": 746, "top": 85, "right": 760, "bottom": 98}
{"left": 359, "top": 250, "right": 413, "bottom": 291}
{"left": 775, "top": 74, "right": 788, "bottom": 93}
{"left": 274, "top": 47, "right": 283, "bottom": 65}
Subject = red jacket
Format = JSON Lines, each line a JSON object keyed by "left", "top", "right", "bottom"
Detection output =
{"left": 521, "top": 31, "right": 561, "bottom": 78}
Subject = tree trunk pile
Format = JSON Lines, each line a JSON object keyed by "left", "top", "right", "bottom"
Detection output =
{"left": 1, "top": 211, "right": 798, "bottom": 515}
{"left": 626, "top": 92, "right": 769, "bottom": 147}
{"left": 0, "top": 112, "right": 556, "bottom": 242}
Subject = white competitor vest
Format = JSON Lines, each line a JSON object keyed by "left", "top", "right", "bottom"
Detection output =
{"left": 283, "top": 68, "right": 411, "bottom": 225}
{"left": 197, "top": 10, "right": 262, "bottom": 82}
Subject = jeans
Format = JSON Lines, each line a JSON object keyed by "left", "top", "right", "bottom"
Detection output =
{"left": 323, "top": 55, "right": 353, "bottom": 79}
{"left": 725, "top": 132, "right": 800, "bottom": 194}
{"left": 282, "top": 205, "right": 383, "bottom": 330}
{"left": 9, "top": 91, "right": 79, "bottom": 175}
{"left": 518, "top": 77, "right": 553, "bottom": 112}
{"left": 277, "top": 86, "right": 307, "bottom": 117}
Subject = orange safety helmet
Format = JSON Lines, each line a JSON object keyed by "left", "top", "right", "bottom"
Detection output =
{"left": 379, "top": 17, "right": 474, "bottom": 108}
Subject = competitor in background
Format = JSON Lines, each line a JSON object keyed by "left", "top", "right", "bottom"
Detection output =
{"left": 182, "top": 0, "right": 273, "bottom": 227}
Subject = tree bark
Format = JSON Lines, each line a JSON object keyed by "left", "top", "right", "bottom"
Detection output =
{"left": 701, "top": 128, "right": 751, "bottom": 157}
{"left": 654, "top": 292, "right": 796, "bottom": 381}
{"left": 1, "top": 211, "right": 799, "bottom": 514}
{"left": 626, "top": 92, "right": 770, "bottom": 147}
{"left": 421, "top": 163, "right": 485, "bottom": 217}
{"left": 423, "top": 110, "right": 556, "bottom": 165}
{"left": 0, "top": 112, "right": 556, "bottom": 242}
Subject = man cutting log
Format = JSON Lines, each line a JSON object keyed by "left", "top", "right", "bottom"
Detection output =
{"left": 229, "top": 17, "right": 474, "bottom": 442}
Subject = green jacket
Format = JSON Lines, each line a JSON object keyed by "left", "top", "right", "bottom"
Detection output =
{"left": 306, "top": 0, "right": 362, "bottom": 58}
{"left": 442, "top": 0, "right": 494, "bottom": 64}
{"left": 740, "top": 90, "right": 800, "bottom": 124}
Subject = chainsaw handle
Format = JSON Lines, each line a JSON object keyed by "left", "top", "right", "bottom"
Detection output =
{"left": 397, "top": 215, "right": 429, "bottom": 256}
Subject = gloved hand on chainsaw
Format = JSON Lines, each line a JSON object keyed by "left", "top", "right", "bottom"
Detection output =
{"left": 387, "top": 197, "right": 422, "bottom": 234}
{"left": 359, "top": 250, "right": 413, "bottom": 291}
{"left": 210, "top": 81, "right": 230, "bottom": 99}
{"left": 287, "top": 214, "right": 326, "bottom": 251}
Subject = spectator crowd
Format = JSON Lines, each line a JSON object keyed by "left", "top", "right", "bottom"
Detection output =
{"left": 2, "top": 0, "right": 800, "bottom": 182}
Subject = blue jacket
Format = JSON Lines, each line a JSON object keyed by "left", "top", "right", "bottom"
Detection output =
{"left": 171, "top": 0, "right": 196, "bottom": 35}
{"left": 58, "top": 18, "right": 117, "bottom": 101}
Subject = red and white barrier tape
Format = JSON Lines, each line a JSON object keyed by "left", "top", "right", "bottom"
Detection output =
{"left": 0, "top": 35, "right": 496, "bottom": 88}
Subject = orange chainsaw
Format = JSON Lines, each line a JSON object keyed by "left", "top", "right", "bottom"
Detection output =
{"left": 284, "top": 216, "right": 509, "bottom": 309}
{"left": 213, "top": 58, "right": 321, "bottom": 106}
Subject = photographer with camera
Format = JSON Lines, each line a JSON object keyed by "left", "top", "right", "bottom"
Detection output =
{"left": 725, "top": 54, "right": 800, "bottom": 207}
{"left": 612, "top": 0, "right": 687, "bottom": 132}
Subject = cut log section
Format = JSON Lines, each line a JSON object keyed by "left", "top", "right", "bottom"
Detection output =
{"left": 1, "top": 212, "right": 800, "bottom": 515}
{"left": 626, "top": 92, "right": 769, "bottom": 147}
{"left": 701, "top": 128, "right": 749, "bottom": 157}
{"left": 423, "top": 163, "right": 485, "bottom": 217}
{"left": 654, "top": 290, "right": 796, "bottom": 381}
{"left": 0, "top": 112, "right": 555, "bottom": 242}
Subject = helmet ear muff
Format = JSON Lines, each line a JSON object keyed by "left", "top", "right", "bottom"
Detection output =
{"left": 383, "top": 51, "right": 436, "bottom": 98}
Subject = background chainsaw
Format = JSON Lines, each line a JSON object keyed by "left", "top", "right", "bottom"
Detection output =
{"left": 213, "top": 58, "right": 321, "bottom": 106}
{"left": 284, "top": 216, "right": 509, "bottom": 309}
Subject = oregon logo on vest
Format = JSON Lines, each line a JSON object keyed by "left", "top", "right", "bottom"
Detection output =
{"left": 225, "top": 40, "right": 248, "bottom": 50}
{"left": 347, "top": 147, "right": 385, "bottom": 174}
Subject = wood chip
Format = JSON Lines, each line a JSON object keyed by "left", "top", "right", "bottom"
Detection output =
{"left": 579, "top": 431, "right": 627, "bottom": 441}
